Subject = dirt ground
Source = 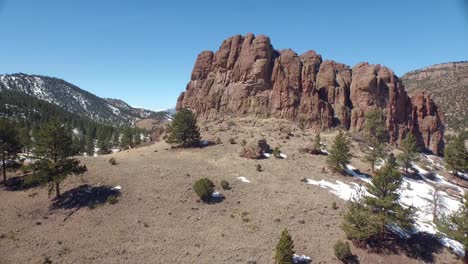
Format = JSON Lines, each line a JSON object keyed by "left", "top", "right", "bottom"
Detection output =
{"left": 0, "top": 118, "right": 462, "bottom": 264}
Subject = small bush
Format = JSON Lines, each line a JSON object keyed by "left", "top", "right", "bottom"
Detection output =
{"left": 273, "top": 146, "right": 281, "bottom": 158}
{"left": 216, "top": 137, "right": 222, "bottom": 144}
{"left": 332, "top": 202, "right": 338, "bottom": 210}
{"left": 256, "top": 164, "right": 262, "bottom": 172}
{"left": 109, "top": 157, "right": 117, "bottom": 165}
{"left": 193, "top": 178, "right": 215, "bottom": 201}
{"left": 229, "top": 138, "right": 236, "bottom": 144}
{"left": 334, "top": 240, "right": 352, "bottom": 262}
{"left": 220, "top": 180, "right": 230, "bottom": 190}
{"left": 107, "top": 195, "right": 119, "bottom": 204}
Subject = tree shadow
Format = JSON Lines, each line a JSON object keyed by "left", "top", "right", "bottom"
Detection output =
{"left": 50, "top": 184, "right": 121, "bottom": 210}
{"left": 363, "top": 232, "right": 443, "bottom": 262}
{"left": 170, "top": 140, "right": 216, "bottom": 149}
{"left": 3, "top": 174, "right": 41, "bottom": 191}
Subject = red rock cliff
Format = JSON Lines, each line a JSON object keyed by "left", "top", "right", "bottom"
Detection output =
{"left": 177, "top": 34, "right": 445, "bottom": 154}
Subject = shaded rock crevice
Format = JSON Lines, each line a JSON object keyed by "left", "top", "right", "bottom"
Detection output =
{"left": 177, "top": 34, "right": 444, "bottom": 154}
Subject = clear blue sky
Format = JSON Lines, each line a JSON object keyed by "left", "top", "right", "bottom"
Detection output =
{"left": 0, "top": 0, "right": 467, "bottom": 110}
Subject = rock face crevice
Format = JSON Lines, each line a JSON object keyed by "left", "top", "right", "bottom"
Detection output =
{"left": 177, "top": 33, "right": 444, "bottom": 154}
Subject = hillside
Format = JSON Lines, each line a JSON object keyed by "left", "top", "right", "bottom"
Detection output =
{"left": 0, "top": 119, "right": 464, "bottom": 264}
{"left": 401, "top": 61, "right": 468, "bottom": 131}
{"left": 0, "top": 73, "right": 164, "bottom": 126}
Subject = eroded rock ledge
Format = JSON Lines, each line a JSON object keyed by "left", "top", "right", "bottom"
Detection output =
{"left": 177, "top": 33, "right": 444, "bottom": 154}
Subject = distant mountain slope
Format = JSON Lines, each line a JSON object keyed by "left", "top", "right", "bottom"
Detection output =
{"left": 0, "top": 73, "right": 163, "bottom": 126}
{"left": 401, "top": 61, "right": 468, "bottom": 131}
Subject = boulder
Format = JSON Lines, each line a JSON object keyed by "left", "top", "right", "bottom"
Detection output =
{"left": 240, "top": 138, "right": 271, "bottom": 159}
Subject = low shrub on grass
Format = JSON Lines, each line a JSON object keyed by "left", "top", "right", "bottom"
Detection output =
{"left": 334, "top": 240, "right": 352, "bottom": 262}
{"left": 109, "top": 157, "right": 117, "bottom": 165}
{"left": 193, "top": 178, "right": 215, "bottom": 202}
{"left": 220, "top": 180, "right": 230, "bottom": 190}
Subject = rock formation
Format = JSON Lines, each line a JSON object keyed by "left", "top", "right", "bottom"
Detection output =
{"left": 177, "top": 33, "right": 445, "bottom": 154}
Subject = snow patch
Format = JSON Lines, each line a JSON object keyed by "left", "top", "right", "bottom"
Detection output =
{"left": 305, "top": 155, "right": 466, "bottom": 257}
{"left": 237, "top": 176, "right": 250, "bottom": 183}
{"left": 293, "top": 254, "right": 311, "bottom": 264}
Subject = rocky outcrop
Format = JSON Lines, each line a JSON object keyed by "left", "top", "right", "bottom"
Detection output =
{"left": 240, "top": 138, "right": 271, "bottom": 159}
{"left": 177, "top": 34, "right": 445, "bottom": 154}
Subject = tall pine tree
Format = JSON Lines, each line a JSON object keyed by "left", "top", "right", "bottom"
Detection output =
{"left": 445, "top": 134, "right": 468, "bottom": 176}
{"left": 0, "top": 119, "right": 22, "bottom": 185}
{"left": 166, "top": 109, "right": 200, "bottom": 147}
{"left": 32, "top": 120, "right": 87, "bottom": 199}
{"left": 397, "top": 133, "right": 420, "bottom": 173}
{"left": 327, "top": 130, "right": 352, "bottom": 173}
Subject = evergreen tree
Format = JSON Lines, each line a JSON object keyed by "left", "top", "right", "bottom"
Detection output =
{"left": 112, "top": 132, "right": 120, "bottom": 148}
{"left": 166, "top": 109, "right": 201, "bottom": 147}
{"left": 364, "top": 110, "right": 387, "bottom": 173}
{"left": 397, "top": 133, "right": 420, "bottom": 173}
{"left": 120, "top": 128, "right": 133, "bottom": 149}
{"left": 97, "top": 137, "right": 110, "bottom": 154}
{"left": 86, "top": 135, "right": 95, "bottom": 157}
{"left": 327, "top": 130, "right": 352, "bottom": 173}
{"left": 342, "top": 156, "right": 415, "bottom": 242}
{"left": 365, "top": 109, "right": 387, "bottom": 142}
{"left": 133, "top": 132, "right": 141, "bottom": 146}
{"left": 436, "top": 193, "right": 468, "bottom": 264}
{"left": 365, "top": 157, "right": 415, "bottom": 234}
{"left": 0, "top": 119, "right": 22, "bottom": 184}
{"left": 445, "top": 134, "right": 468, "bottom": 176}
{"left": 15, "top": 122, "right": 32, "bottom": 155}
{"left": 275, "top": 229, "right": 295, "bottom": 264}
{"left": 32, "top": 120, "right": 87, "bottom": 198}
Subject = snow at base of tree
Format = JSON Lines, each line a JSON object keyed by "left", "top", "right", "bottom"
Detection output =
{"left": 305, "top": 154, "right": 466, "bottom": 257}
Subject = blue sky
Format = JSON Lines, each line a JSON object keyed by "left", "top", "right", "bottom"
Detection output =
{"left": 0, "top": 0, "right": 467, "bottom": 110}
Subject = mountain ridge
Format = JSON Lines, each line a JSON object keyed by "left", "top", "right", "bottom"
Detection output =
{"left": 0, "top": 73, "right": 166, "bottom": 126}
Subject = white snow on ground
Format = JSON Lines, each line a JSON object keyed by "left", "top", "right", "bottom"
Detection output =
{"left": 306, "top": 156, "right": 466, "bottom": 257}
{"left": 237, "top": 176, "right": 251, "bottom": 183}
{"left": 279, "top": 153, "right": 287, "bottom": 159}
{"left": 293, "top": 254, "right": 311, "bottom": 263}
{"left": 211, "top": 191, "right": 224, "bottom": 199}
{"left": 263, "top": 153, "right": 271, "bottom": 158}
{"left": 200, "top": 140, "right": 209, "bottom": 146}
{"left": 112, "top": 185, "right": 122, "bottom": 190}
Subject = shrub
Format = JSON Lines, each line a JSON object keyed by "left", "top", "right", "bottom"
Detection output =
{"left": 216, "top": 137, "right": 222, "bottom": 145}
{"left": 108, "top": 157, "right": 117, "bottom": 165}
{"left": 193, "top": 178, "right": 215, "bottom": 201}
{"left": 229, "top": 138, "right": 236, "bottom": 144}
{"left": 107, "top": 195, "right": 118, "bottom": 204}
{"left": 332, "top": 201, "right": 338, "bottom": 210}
{"left": 334, "top": 240, "right": 352, "bottom": 262}
{"left": 273, "top": 146, "right": 281, "bottom": 158}
{"left": 220, "top": 180, "right": 230, "bottom": 190}
{"left": 256, "top": 164, "right": 262, "bottom": 172}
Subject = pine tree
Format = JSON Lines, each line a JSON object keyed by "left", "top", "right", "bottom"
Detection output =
{"left": 275, "top": 229, "right": 295, "bottom": 264}
{"left": 97, "top": 137, "right": 110, "bottom": 154}
{"left": 0, "top": 119, "right": 22, "bottom": 184}
{"left": 133, "top": 132, "right": 141, "bottom": 146}
{"left": 436, "top": 193, "right": 468, "bottom": 264}
{"left": 342, "top": 156, "right": 415, "bottom": 242}
{"left": 86, "top": 135, "right": 95, "bottom": 157}
{"left": 365, "top": 156, "right": 415, "bottom": 234}
{"left": 327, "top": 130, "right": 352, "bottom": 173}
{"left": 166, "top": 109, "right": 201, "bottom": 147}
{"left": 445, "top": 134, "right": 468, "bottom": 176}
{"left": 364, "top": 109, "right": 387, "bottom": 173}
{"left": 120, "top": 128, "right": 133, "bottom": 149}
{"left": 397, "top": 133, "right": 420, "bottom": 173}
{"left": 32, "top": 120, "right": 87, "bottom": 199}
